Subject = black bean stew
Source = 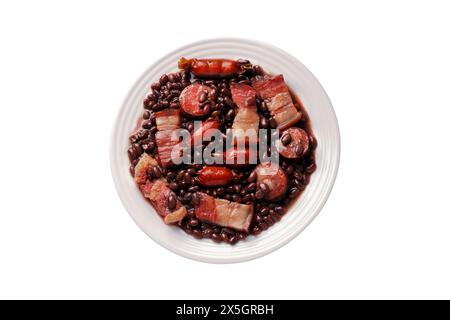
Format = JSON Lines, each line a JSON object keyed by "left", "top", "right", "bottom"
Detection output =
{"left": 128, "top": 58, "right": 316, "bottom": 244}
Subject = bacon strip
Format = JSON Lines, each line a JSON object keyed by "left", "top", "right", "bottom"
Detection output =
{"left": 155, "top": 108, "right": 181, "bottom": 131}
{"left": 230, "top": 83, "right": 259, "bottom": 152}
{"left": 194, "top": 192, "right": 253, "bottom": 232}
{"left": 155, "top": 130, "right": 183, "bottom": 167}
{"left": 252, "top": 75, "right": 302, "bottom": 130}
{"left": 134, "top": 154, "right": 187, "bottom": 224}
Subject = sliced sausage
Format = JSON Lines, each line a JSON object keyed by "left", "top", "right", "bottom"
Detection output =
{"left": 254, "top": 162, "right": 288, "bottom": 201}
{"left": 178, "top": 58, "right": 249, "bottom": 78}
{"left": 179, "top": 83, "right": 213, "bottom": 118}
{"left": 277, "top": 127, "right": 310, "bottom": 159}
{"left": 197, "top": 166, "right": 235, "bottom": 187}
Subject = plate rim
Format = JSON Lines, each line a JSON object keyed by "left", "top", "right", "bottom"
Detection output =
{"left": 110, "top": 37, "right": 341, "bottom": 264}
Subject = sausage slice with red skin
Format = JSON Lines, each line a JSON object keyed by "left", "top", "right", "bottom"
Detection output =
{"left": 254, "top": 162, "right": 288, "bottom": 201}
{"left": 277, "top": 127, "right": 310, "bottom": 159}
{"left": 197, "top": 166, "right": 235, "bottom": 187}
{"left": 179, "top": 83, "right": 213, "bottom": 118}
{"left": 194, "top": 192, "right": 253, "bottom": 232}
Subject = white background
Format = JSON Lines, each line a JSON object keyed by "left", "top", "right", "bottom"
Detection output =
{"left": 1, "top": 0, "right": 449, "bottom": 299}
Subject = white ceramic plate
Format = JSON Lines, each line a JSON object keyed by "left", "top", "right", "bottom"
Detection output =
{"left": 110, "top": 38, "right": 340, "bottom": 263}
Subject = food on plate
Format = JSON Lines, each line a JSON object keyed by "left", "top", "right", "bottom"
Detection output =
{"left": 128, "top": 58, "right": 316, "bottom": 244}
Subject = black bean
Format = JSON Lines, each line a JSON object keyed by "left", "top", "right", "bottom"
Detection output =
{"left": 232, "top": 195, "right": 241, "bottom": 203}
{"left": 169, "top": 182, "right": 178, "bottom": 190}
{"left": 192, "top": 229, "right": 203, "bottom": 239}
{"left": 275, "top": 206, "right": 285, "bottom": 215}
{"left": 269, "top": 117, "right": 277, "bottom": 128}
{"left": 281, "top": 133, "right": 292, "bottom": 146}
{"left": 151, "top": 166, "right": 161, "bottom": 178}
{"left": 211, "top": 110, "right": 221, "bottom": 118}
{"left": 143, "top": 111, "right": 151, "bottom": 120}
{"left": 260, "top": 207, "right": 269, "bottom": 216}
{"left": 246, "top": 182, "right": 256, "bottom": 192}
{"left": 212, "top": 233, "right": 222, "bottom": 242}
{"left": 224, "top": 96, "right": 234, "bottom": 108}
{"left": 199, "top": 91, "right": 207, "bottom": 103}
{"left": 252, "top": 226, "right": 261, "bottom": 235}
{"left": 232, "top": 184, "right": 241, "bottom": 193}
{"left": 168, "top": 73, "right": 177, "bottom": 83}
{"left": 293, "top": 170, "right": 303, "bottom": 180}
{"left": 225, "top": 109, "right": 235, "bottom": 120}
{"left": 259, "top": 182, "right": 269, "bottom": 195}
{"left": 286, "top": 165, "right": 294, "bottom": 175}
{"left": 187, "top": 168, "right": 197, "bottom": 176}
{"left": 220, "top": 232, "right": 229, "bottom": 242}
{"left": 247, "top": 171, "right": 257, "bottom": 183}
{"left": 159, "top": 74, "right": 169, "bottom": 85}
{"left": 142, "top": 120, "right": 152, "bottom": 129}
{"left": 260, "top": 101, "right": 268, "bottom": 113}
{"left": 306, "top": 163, "right": 317, "bottom": 174}
{"left": 252, "top": 65, "right": 263, "bottom": 75}
{"left": 151, "top": 82, "right": 161, "bottom": 91}
{"left": 310, "top": 135, "right": 318, "bottom": 149}
{"left": 147, "top": 168, "right": 154, "bottom": 180}
{"left": 202, "top": 228, "right": 213, "bottom": 238}
{"left": 260, "top": 117, "right": 269, "bottom": 129}
{"left": 203, "top": 104, "right": 211, "bottom": 115}
{"left": 168, "top": 194, "right": 176, "bottom": 210}
{"left": 221, "top": 88, "right": 231, "bottom": 97}
{"left": 289, "top": 187, "right": 300, "bottom": 198}
{"left": 294, "top": 145, "right": 304, "bottom": 157}
{"left": 210, "top": 88, "right": 218, "bottom": 100}
{"left": 255, "top": 190, "right": 264, "bottom": 199}
{"left": 229, "top": 236, "right": 238, "bottom": 244}
{"left": 191, "top": 192, "right": 199, "bottom": 205}
{"left": 127, "top": 147, "right": 137, "bottom": 161}
{"left": 242, "top": 194, "right": 253, "bottom": 203}
{"left": 167, "top": 172, "right": 176, "bottom": 180}
{"left": 216, "top": 187, "right": 226, "bottom": 196}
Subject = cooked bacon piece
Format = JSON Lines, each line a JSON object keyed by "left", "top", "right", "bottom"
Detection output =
{"left": 134, "top": 154, "right": 187, "bottom": 224}
{"left": 155, "top": 130, "right": 183, "bottom": 167}
{"left": 252, "top": 74, "right": 289, "bottom": 100}
{"left": 143, "top": 179, "right": 186, "bottom": 224}
{"left": 277, "top": 127, "right": 310, "bottom": 159}
{"left": 194, "top": 192, "right": 253, "bottom": 232}
{"left": 180, "top": 83, "right": 213, "bottom": 118}
{"left": 178, "top": 57, "right": 250, "bottom": 78}
{"left": 253, "top": 162, "right": 288, "bottom": 201}
{"left": 230, "top": 83, "right": 256, "bottom": 108}
{"left": 197, "top": 166, "right": 235, "bottom": 187}
{"left": 252, "top": 75, "right": 302, "bottom": 130}
{"left": 230, "top": 83, "right": 259, "bottom": 145}
{"left": 134, "top": 153, "right": 159, "bottom": 185}
{"left": 154, "top": 108, "right": 181, "bottom": 131}
{"left": 191, "top": 119, "right": 221, "bottom": 145}
{"left": 223, "top": 146, "right": 258, "bottom": 167}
